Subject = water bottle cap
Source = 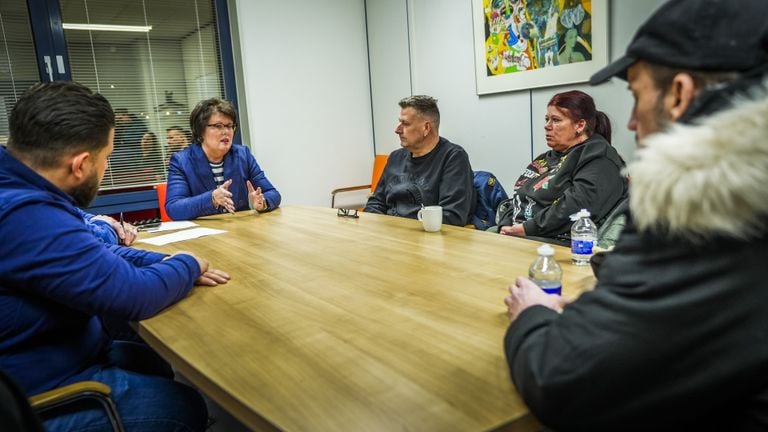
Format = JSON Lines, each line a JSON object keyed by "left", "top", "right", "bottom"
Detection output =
{"left": 537, "top": 244, "right": 555, "bottom": 256}
{"left": 569, "top": 209, "right": 591, "bottom": 221}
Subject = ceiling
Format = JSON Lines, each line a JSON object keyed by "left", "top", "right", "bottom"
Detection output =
{"left": 58, "top": 0, "right": 216, "bottom": 44}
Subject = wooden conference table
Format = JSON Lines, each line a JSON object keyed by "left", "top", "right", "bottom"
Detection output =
{"left": 137, "top": 206, "right": 596, "bottom": 431}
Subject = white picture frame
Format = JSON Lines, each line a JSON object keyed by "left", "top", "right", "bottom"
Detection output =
{"left": 472, "top": 0, "right": 609, "bottom": 95}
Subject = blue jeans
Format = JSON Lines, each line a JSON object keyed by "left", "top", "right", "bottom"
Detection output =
{"left": 40, "top": 341, "right": 208, "bottom": 432}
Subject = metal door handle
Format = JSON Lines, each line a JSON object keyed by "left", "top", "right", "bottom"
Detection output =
{"left": 56, "top": 55, "right": 65, "bottom": 74}
{"left": 43, "top": 56, "right": 53, "bottom": 81}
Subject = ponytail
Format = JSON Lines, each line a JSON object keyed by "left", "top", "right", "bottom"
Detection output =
{"left": 594, "top": 110, "right": 612, "bottom": 144}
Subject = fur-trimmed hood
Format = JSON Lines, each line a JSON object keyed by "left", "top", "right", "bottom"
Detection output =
{"left": 628, "top": 87, "right": 768, "bottom": 240}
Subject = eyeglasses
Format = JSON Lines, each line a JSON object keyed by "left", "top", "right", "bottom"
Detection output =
{"left": 337, "top": 208, "right": 359, "bottom": 218}
{"left": 206, "top": 123, "right": 236, "bottom": 132}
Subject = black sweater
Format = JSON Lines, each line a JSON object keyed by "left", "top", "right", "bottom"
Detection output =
{"left": 364, "top": 137, "right": 475, "bottom": 226}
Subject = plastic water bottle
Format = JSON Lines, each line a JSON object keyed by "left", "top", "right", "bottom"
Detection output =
{"left": 571, "top": 209, "right": 597, "bottom": 266}
{"left": 528, "top": 244, "right": 563, "bottom": 295}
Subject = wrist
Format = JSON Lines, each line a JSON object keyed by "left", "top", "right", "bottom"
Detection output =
{"left": 211, "top": 191, "right": 218, "bottom": 208}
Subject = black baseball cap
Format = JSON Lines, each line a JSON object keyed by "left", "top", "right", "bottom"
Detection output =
{"left": 590, "top": 0, "right": 768, "bottom": 85}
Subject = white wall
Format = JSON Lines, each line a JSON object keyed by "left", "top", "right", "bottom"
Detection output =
{"left": 366, "top": 0, "right": 412, "bottom": 154}
{"left": 230, "top": 0, "right": 666, "bottom": 206}
{"left": 367, "top": 0, "right": 666, "bottom": 193}
{"left": 234, "top": 0, "right": 374, "bottom": 207}
{"left": 528, "top": 0, "right": 667, "bottom": 158}
{"left": 406, "top": 0, "right": 531, "bottom": 191}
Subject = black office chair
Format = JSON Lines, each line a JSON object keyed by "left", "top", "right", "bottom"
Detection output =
{"left": 30, "top": 380, "right": 126, "bottom": 432}
{"left": 0, "top": 369, "right": 44, "bottom": 432}
{"left": 0, "top": 369, "right": 125, "bottom": 432}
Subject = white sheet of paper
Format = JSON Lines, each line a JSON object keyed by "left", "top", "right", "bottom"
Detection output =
{"left": 138, "top": 227, "right": 227, "bottom": 246}
{"left": 146, "top": 221, "right": 198, "bottom": 232}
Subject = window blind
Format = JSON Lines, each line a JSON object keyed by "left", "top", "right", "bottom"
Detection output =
{"left": 0, "top": 1, "right": 38, "bottom": 146}
{"left": 61, "top": 0, "right": 226, "bottom": 189}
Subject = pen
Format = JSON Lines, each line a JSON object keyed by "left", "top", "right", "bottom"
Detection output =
{"left": 118, "top": 212, "right": 126, "bottom": 245}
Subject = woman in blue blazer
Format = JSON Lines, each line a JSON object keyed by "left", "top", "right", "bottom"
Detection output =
{"left": 166, "top": 98, "right": 281, "bottom": 220}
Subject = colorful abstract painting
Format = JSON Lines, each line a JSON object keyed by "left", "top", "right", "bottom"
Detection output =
{"left": 472, "top": 0, "right": 608, "bottom": 94}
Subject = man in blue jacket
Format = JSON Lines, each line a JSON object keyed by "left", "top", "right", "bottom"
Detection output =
{"left": 0, "top": 81, "right": 229, "bottom": 431}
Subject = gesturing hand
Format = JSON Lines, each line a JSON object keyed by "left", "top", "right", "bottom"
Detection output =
{"left": 247, "top": 180, "right": 267, "bottom": 211}
{"left": 212, "top": 179, "right": 235, "bottom": 213}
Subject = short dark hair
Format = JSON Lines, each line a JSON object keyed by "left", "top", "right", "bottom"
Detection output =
{"left": 398, "top": 95, "right": 440, "bottom": 129}
{"left": 166, "top": 125, "right": 192, "bottom": 141}
{"left": 142, "top": 131, "right": 158, "bottom": 145}
{"left": 8, "top": 81, "right": 114, "bottom": 169}
{"left": 189, "top": 98, "right": 238, "bottom": 144}
{"left": 645, "top": 62, "right": 740, "bottom": 95}
{"left": 548, "top": 90, "right": 612, "bottom": 144}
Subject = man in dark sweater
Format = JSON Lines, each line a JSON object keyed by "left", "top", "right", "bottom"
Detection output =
{"left": 364, "top": 95, "right": 475, "bottom": 226}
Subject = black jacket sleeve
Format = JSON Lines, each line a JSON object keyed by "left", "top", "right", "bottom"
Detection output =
{"left": 522, "top": 156, "right": 625, "bottom": 237}
{"left": 438, "top": 148, "right": 475, "bottom": 226}
{"left": 364, "top": 170, "right": 388, "bottom": 214}
{"left": 504, "top": 225, "right": 768, "bottom": 431}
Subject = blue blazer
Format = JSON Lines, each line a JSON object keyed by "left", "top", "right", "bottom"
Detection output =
{"left": 166, "top": 143, "right": 281, "bottom": 220}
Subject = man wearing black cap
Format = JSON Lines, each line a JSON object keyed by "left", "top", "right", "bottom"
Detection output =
{"left": 502, "top": 0, "right": 768, "bottom": 430}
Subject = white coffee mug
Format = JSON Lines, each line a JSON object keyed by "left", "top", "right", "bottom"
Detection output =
{"left": 417, "top": 206, "right": 443, "bottom": 232}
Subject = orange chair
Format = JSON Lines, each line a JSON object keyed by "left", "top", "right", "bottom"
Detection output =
{"left": 330, "top": 154, "right": 388, "bottom": 209}
{"left": 155, "top": 183, "right": 172, "bottom": 222}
